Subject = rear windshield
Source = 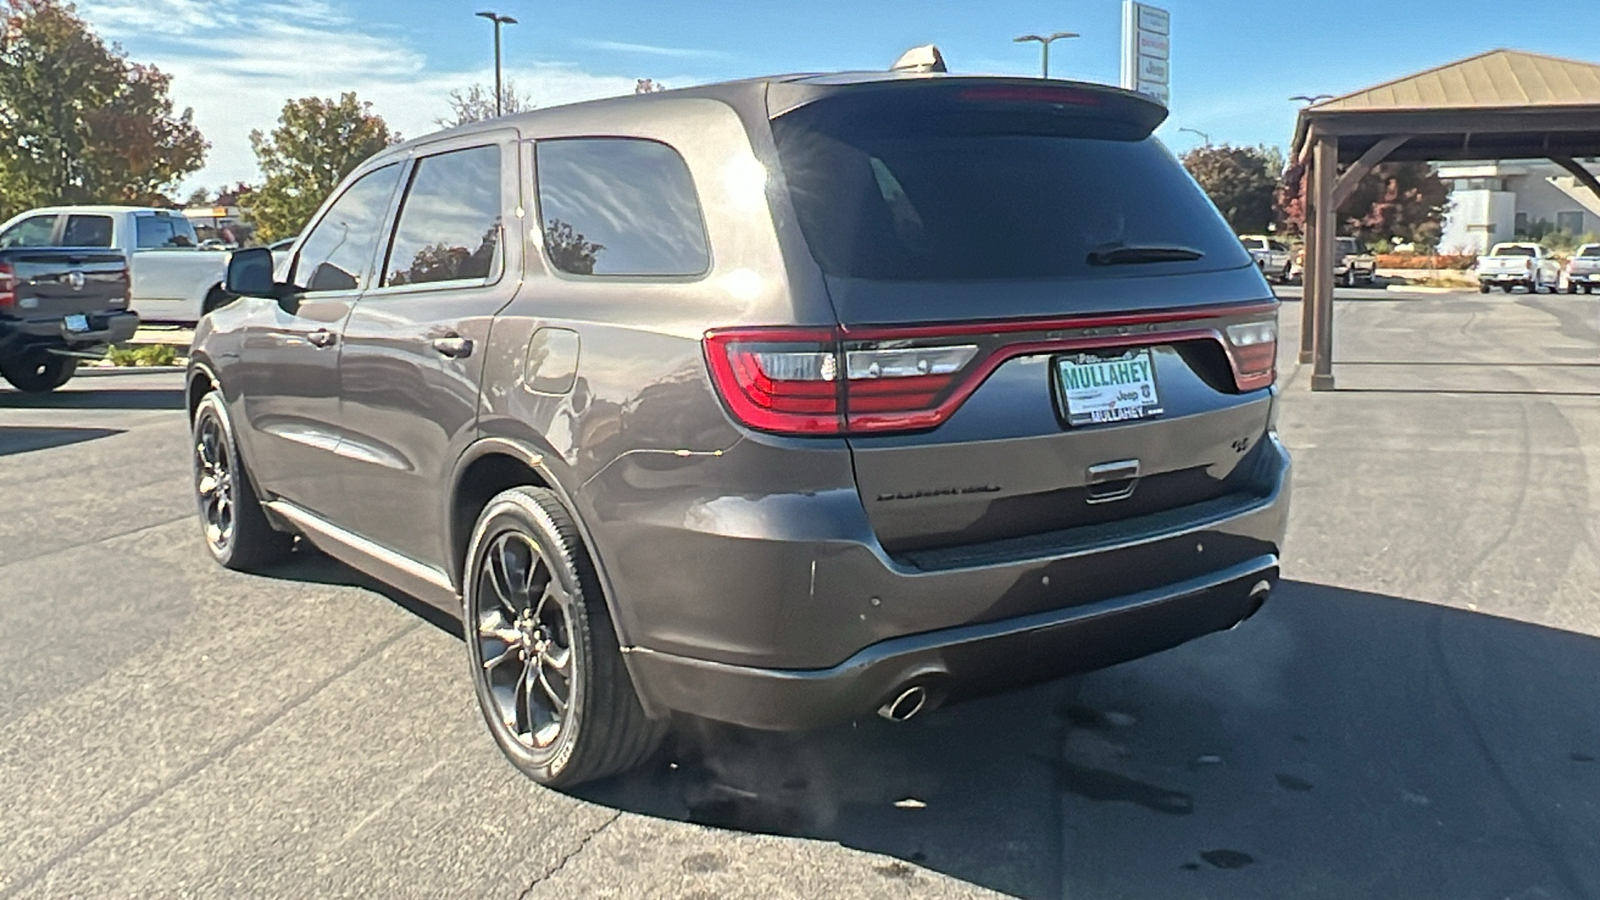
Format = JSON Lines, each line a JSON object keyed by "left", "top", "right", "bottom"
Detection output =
{"left": 1576, "top": 245, "right": 1600, "bottom": 258}
{"left": 1491, "top": 244, "right": 1536, "bottom": 257}
{"left": 1336, "top": 238, "right": 1362, "bottom": 253}
{"left": 771, "top": 97, "right": 1248, "bottom": 281}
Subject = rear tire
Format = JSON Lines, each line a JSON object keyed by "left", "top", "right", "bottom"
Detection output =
{"left": 192, "top": 390, "right": 294, "bottom": 570}
{"left": 1, "top": 352, "right": 78, "bottom": 393}
{"left": 1479, "top": 283, "right": 1491, "bottom": 294}
{"left": 464, "top": 486, "right": 666, "bottom": 787}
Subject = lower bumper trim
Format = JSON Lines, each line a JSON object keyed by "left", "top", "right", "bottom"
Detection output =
{"left": 625, "top": 554, "right": 1278, "bottom": 730}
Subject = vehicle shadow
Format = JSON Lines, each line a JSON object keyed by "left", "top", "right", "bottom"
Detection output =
{"left": 0, "top": 425, "right": 123, "bottom": 456}
{"left": 574, "top": 580, "right": 1600, "bottom": 899}
{"left": 0, "top": 387, "right": 184, "bottom": 410}
{"left": 259, "top": 543, "right": 463, "bottom": 639}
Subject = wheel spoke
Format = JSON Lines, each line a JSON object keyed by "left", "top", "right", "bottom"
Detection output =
{"left": 488, "top": 535, "right": 523, "bottom": 615}
{"left": 481, "top": 638, "right": 522, "bottom": 671}
{"left": 197, "top": 474, "right": 219, "bottom": 497}
{"left": 537, "top": 666, "right": 568, "bottom": 712}
{"left": 541, "top": 642, "right": 572, "bottom": 673}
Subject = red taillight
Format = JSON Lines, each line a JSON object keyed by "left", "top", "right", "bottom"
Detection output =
{"left": 704, "top": 304, "right": 1278, "bottom": 436}
{"left": 1223, "top": 318, "right": 1278, "bottom": 391}
{"left": 0, "top": 262, "right": 13, "bottom": 311}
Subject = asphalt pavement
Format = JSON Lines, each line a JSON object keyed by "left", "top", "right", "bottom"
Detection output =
{"left": 1, "top": 287, "right": 1598, "bottom": 899}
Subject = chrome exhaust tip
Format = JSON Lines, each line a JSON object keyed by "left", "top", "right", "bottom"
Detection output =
{"left": 878, "top": 685, "right": 928, "bottom": 722}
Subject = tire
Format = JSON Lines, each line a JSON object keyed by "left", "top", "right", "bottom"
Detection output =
{"left": 1341, "top": 269, "right": 1354, "bottom": 288}
{"left": 464, "top": 486, "right": 666, "bottom": 787}
{"left": 191, "top": 390, "right": 294, "bottom": 570}
{"left": 1567, "top": 280, "right": 1579, "bottom": 295}
{"left": 1280, "top": 262, "right": 1293, "bottom": 284}
{"left": 0, "top": 351, "right": 78, "bottom": 393}
{"left": 1502, "top": 284, "right": 1515, "bottom": 294}
{"left": 1479, "top": 283, "right": 1491, "bottom": 294}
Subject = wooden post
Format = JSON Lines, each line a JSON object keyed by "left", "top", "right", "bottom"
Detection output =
{"left": 1311, "top": 134, "right": 1338, "bottom": 391}
{"left": 1299, "top": 143, "right": 1318, "bottom": 365}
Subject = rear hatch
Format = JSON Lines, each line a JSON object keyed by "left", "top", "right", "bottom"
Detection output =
{"left": 762, "top": 78, "right": 1280, "bottom": 559}
{"left": 1, "top": 247, "right": 129, "bottom": 321}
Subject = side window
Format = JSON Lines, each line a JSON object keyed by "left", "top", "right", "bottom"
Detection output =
{"left": 535, "top": 138, "right": 709, "bottom": 277}
{"left": 63, "top": 215, "right": 114, "bottom": 247}
{"left": 293, "top": 164, "right": 402, "bottom": 293}
{"left": 383, "top": 145, "right": 502, "bottom": 288}
{"left": 134, "top": 215, "right": 196, "bottom": 248}
{"left": 0, "top": 214, "right": 59, "bottom": 248}
{"left": 1270, "top": 240, "right": 1288, "bottom": 252}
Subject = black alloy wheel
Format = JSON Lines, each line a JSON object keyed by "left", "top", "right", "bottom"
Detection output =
{"left": 464, "top": 487, "right": 665, "bottom": 787}
{"left": 191, "top": 391, "right": 294, "bottom": 570}
{"left": 475, "top": 529, "right": 576, "bottom": 752}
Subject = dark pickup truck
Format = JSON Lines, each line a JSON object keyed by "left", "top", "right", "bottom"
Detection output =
{"left": 0, "top": 246, "right": 138, "bottom": 392}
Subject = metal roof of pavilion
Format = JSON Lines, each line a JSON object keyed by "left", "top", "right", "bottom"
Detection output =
{"left": 1292, "top": 49, "right": 1600, "bottom": 163}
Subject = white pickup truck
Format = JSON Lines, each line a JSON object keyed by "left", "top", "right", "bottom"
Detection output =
{"left": 0, "top": 206, "right": 230, "bottom": 324}
{"left": 1561, "top": 243, "right": 1600, "bottom": 294}
{"left": 1475, "top": 242, "right": 1562, "bottom": 294}
{"left": 1239, "top": 234, "right": 1292, "bottom": 283}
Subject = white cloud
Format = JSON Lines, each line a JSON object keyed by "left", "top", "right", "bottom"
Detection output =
{"left": 574, "top": 39, "right": 727, "bottom": 60}
{"left": 76, "top": 0, "right": 654, "bottom": 191}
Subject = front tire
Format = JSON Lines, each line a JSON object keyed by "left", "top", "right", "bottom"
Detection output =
{"left": 464, "top": 487, "right": 665, "bottom": 787}
{"left": 1479, "top": 282, "right": 1491, "bottom": 294}
{"left": 192, "top": 390, "right": 294, "bottom": 570}
{"left": 1, "top": 351, "right": 77, "bottom": 393}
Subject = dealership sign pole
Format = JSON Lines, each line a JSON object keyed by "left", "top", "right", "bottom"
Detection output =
{"left": 1120, "top": 1, "right": 1170, "bottom": 106}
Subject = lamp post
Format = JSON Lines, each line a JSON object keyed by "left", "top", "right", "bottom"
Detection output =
{"left": 1013, "top": 31, "right": 1078, "bottom": 79}
{"left": 476, "top": 11, "right": 518, "bottom": 117}
{"left": 1178, "top": 127, "right": 1211, "bottom": 146}
{"left": 1290, "top": 94, "right": 1334, "bottom": 106}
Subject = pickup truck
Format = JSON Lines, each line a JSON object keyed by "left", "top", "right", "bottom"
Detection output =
{"left": 1475, "top": 242, "right": 1561, "bottom": 294}
{"left": 1239, "top": 234, "right": 1292, "bottom": 283}
{"left": 1561, "top": 243, "right": 1600, "bottom": 294}
{"left": 1290, "top": 236, "right": 1377, "bottom": 286}
{"left": 0, "top": 245, "right": 138, "bottom": 392}
{"left": 0, "top": 206, "right": 230, "bottom": 324}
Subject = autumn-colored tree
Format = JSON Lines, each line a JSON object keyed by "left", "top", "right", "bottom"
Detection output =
{"left": 435, "top": 81, "right": 535, "bottom": 127}
{"left": 634, "top": 78, "right": 666, "bottom": 94}
{"left": 0, "top": 0, "right": 207, "bottom": 220}
{"left": 544, "top": 220, "right": 604, "bottom": 274}
{"left": 1277, "top": 160, "right": 1448, "bottom": 247}
{"left": 248, "top": 93, "right": 395, "bottom": 242}
{"left": 1180, "top": 144, "right": 1282, "bottom": 234}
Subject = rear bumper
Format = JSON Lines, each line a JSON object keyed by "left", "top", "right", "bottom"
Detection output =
{"left": 613, "top": 434, "right": 1291, "bottom": 729}
{"left": 627, "top": 556, "right": 1277, "bottom": 730}
{"left": 0, "top": 311, "right": 139, "bottom": 353}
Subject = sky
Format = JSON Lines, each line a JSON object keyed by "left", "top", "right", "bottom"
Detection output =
{"left": 72, "top": 0, "right": 1600, "bottom": 194}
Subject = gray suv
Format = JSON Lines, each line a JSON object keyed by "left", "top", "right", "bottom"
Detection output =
{"left": 190, "top": 73, "right": 1290, "bottom": 787}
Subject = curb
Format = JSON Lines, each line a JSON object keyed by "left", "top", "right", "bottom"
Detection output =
{"left": 77, "top": 365, "right": 188, "bottom": 377}
{"left": 1386, "top": 284, "right": 1474, "bottom": 295}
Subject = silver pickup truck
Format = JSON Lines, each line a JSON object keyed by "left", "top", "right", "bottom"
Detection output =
{"left": 1561, "top": 243, "right": 1600, "bottom": 294}
{"left": 1475, "top": 242, "right": 1561, "bottom": 294}
{"left": 0, "top": 206, "right": 230, "bottom": 324}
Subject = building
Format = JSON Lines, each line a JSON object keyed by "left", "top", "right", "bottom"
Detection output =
{"left": 1437, "top": 159, "right": 1600, "bottom": 255}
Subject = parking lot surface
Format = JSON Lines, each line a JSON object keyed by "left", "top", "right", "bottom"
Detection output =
{"left": 2, "top": 287, "right": 1598, "bottom": 898}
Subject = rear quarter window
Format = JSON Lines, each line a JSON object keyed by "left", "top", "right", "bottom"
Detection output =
{"left": 534, "top": 138, "right": 710, "bottom": 277}
{"left": 63, "top": 215, "right": 114, "bottom": 247}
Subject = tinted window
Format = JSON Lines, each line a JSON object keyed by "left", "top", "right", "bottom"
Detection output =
{"left": 536, "top": 138, "right": 708, "bottom": 276}
{"left": 1270, "top": 240, "right": 1289, "bottom": 252}
{"left": 135, "top": 214, "right": 197, "bottom": 248}
{"left": 772, "top": 101, "right": 1248, "bottom": 281}
{"left": 1242, "top": 238, "right": 1266, "bottom": 250}
{"left": 293, "top": 164, "right": 402, "bottom": 293}
{"left": 1336, "top": 238, "right": 1361, "bottom": 254}
{"left": 63, "top": 215, "right": 114, "bottom": 247}
{"left": 0, "top": 215, "right": 59, "bottom": 248}
{"left": 1579, "top": 246, "right": 1600, "bottom": 258}
{"left": 383, "top": 145, "right": 502, "bottom": 287}
{"left": 1491, "top": 244, "right": 1536, "bottom": 258}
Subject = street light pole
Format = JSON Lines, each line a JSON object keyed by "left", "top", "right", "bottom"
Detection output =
{"left": 1290, "top": 94, "right": 1334, "bottom": 106}
{"left": 476, "top": 11, "right": 518, "bottom": 117}
{"left": 1178, "top": 127, "right": 1211, "bottom": 146}
{"left": 1013, "top": 31, "right": 1079, "bottom": 79}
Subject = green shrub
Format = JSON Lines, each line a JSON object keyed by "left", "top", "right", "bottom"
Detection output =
{"left": 106, "top": 344, "right": 181, "bottom": 367}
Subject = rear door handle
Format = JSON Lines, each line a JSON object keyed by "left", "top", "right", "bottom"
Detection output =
{"left": 431, "top": 335, "right": 473, "bottom": 358}
{"left": 307, "top": 328, "right": 337, "bottom": 348}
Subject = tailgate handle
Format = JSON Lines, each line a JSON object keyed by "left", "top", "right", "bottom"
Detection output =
{"left": 1086, "top": 459, "right": 1140, "bottom": 504}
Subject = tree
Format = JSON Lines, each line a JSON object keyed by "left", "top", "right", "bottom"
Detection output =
{"left": 634, "top": 78, "right": 666, "bottom": 94}
{"left": 544, "top": 220, "right": 603, "bottom": 275}
{"left": 1180, "top": 144, "right": 1282, "bottom": 234}
{"left": 0, "top": 0, "right": 207, "bottom": 221}
{"left": 248, "top": 93, "right": 394, "bottom": 242}
{"left": 436, "top": 81, "right": 534, "bottom": 127}
{"left": 1278, "top": 160, "right": 1448, "bottom": 246}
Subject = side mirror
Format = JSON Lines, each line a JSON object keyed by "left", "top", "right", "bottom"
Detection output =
{"left": 225, "top": 247, "right": 276, "bottom": 298}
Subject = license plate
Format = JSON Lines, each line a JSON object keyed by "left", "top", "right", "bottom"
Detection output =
{"left": 1054, "top": 348, "right": 1162, "bottom": 426}
{"left": 64, "top": 314, "right": 89, "bottom": 333}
